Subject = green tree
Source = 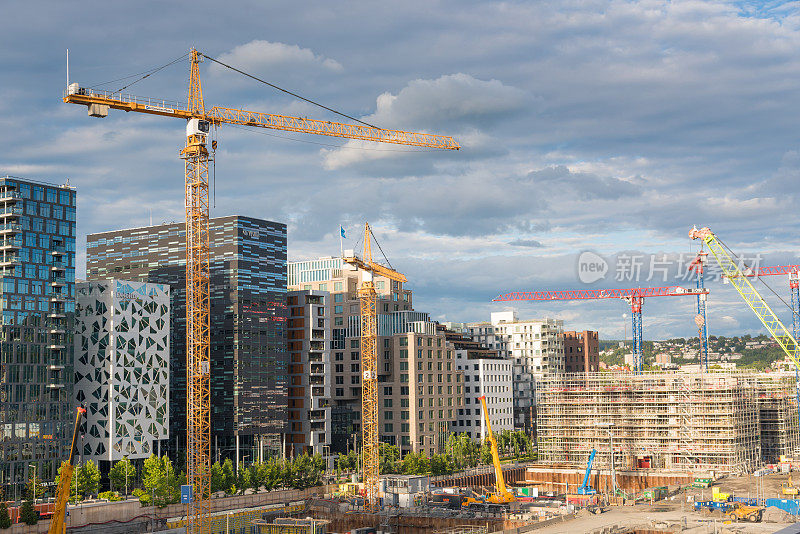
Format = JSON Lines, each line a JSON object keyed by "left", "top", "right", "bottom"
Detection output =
{"left": 142, "top": 455, "right": 180, "bottom": 507}
{"left": 19, "top": 500, "right": 37, "bottom": 525}
{"left": 336, "top": 451, "right": 358, "bottom": 473}
{"left": 401, "top": 452, "right": 429, "bottom": 475}
{"left": 210, "top": 461, "right": 225, "bottom": 494}
{"left": 379, "top": 443, "right": 400, "bottom": 474}
{"left": 429, "top": 454, "right": 452, "bottom": 476}
{"left": 236, "top": 464, "right": 252, "bottom": 495}
{"left": 220, "top": 458, "right": 236, "bottom": 495}
{"left": 288, "top": 453, "right": 325, "bottom": 489}
{"left": 261, "top": 459, "right": 282, "bottom": 491}
{"left": 25, "top": 472, "right": 46, "bottom": 502}
{"left": 76, "top": 460, "right": 101, "bottom": 499}
{"left": 109, "top": 457, "right": 136, "bottom": 495}
{"left": 0, "top": 502, "right": 11, "bottom": 529}
{"left": 479, "top": 438, "right": 493, "bottom": 465}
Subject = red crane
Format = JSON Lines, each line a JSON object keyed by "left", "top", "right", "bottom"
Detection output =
{"left": 493, "top": 286, "right": 709, "bottom": 373}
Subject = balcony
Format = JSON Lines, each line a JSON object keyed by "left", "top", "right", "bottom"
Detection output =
{"left": 50, "top": 293, "right": 66, "bottom": 303}
{"left": 0, "top": 190, "right": 21, "bottom": 203}
{"left": 50, "top": 263, "right": 65, "bottom": 272}
{"left": 0, "top": 223, "right": 21, "bottom": 234}
{"left": 0, "top": 237, "right": 21, "bottom": 251}
{"left": 51, "top": 246, "right": 65, "bottom": 256}
{"left": 51, "top": 276, "right": 66, "bottom": 288}
{"left": 46, "top": 383, "right": 65, "bottom": 389}
{"left": 48, "top": 364, "right": 65, "bottom": 371}
{"left": 48, "top": 311, "right": 65, "bottom": 319}
{"left": 47, "top": 343, "right": 65, "bottom": 350}
{"left": 0, "top": 206, "right": 22, "bottom": 218}
{"left": 0, "top": 254, "right": 21, "bottom": 267}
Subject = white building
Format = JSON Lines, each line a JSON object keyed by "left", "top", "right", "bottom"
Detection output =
{"left": 454, "top": 347, "right": 513, "bottom": 440}
{"left": 467, "top": 311, "right": 563, "bottom": 433}
{"left": 286, "top": 289, "right": 332, "bottom": 465}
{"left": 74, "top": 280, "right": 170, "bottom": 463}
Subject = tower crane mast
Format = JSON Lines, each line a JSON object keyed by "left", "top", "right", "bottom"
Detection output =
{"left": 64, "top": 51, "right": 457, "bottom": 532}
{"left": 343, "top": 223, "right": 406, "bottom": 510}
{"left": 493, "top": 286, "right": 709, "bottom": 374}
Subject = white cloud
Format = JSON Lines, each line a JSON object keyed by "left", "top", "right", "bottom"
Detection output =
{"left": 210, "top": 40, "right": 343, "bottom": 75}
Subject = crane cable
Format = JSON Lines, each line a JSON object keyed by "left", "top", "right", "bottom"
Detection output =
{"left": 87, "top": 52, "right": 191, "bottom": 91}
{"left": 367, "top": 225, "right": 395, "bottom": 272}
{"left": 199, "top": 52, "right": 382, "bottom": 130}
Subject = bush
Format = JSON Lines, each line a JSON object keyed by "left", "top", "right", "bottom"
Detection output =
{"left": 19, "top": 500, "right": 38, "bottom": 525}
{"left": 99, "top": 490, "right": 122, "bottom": 502}
{"left": 133, "top": 488, "right": 152, "bottom": 506}
{"left": 0, "top": 502, "right": 11, "bottom": 529}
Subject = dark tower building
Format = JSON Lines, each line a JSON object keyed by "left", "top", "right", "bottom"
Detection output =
{"left": 86, "top": 215, "right": 287, "bottom": 464}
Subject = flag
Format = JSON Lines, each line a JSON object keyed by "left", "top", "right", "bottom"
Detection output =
{"left": 340, "top": 226, "right": 346, "bottom": 239}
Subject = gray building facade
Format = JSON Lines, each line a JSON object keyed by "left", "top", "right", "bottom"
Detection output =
{"left": 86, "top": 215, "right": 287, "bottom": 464}
{"left": 0, "top": 176, "right": 76, "bottom": 496}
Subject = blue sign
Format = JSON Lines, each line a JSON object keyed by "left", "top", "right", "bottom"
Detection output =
{"left": 180, "top": 484, "right": 193, "bottom": 504}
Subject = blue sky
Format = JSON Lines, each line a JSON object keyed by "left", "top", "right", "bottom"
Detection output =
{"left": 1, "top": 0, "right": 799, "bottom": 340}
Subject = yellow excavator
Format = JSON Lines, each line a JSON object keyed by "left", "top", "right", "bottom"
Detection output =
{"left": 463, "top": 396, "right": 517, "bottom": 510}
{"left": 48, "top": 406, "right": 86, "bottom": 534}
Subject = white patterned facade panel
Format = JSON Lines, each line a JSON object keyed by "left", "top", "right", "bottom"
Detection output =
{"left": 75, "top": 280, "right": 170, "bottom": 461}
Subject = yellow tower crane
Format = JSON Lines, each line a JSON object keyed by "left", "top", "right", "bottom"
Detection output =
{"left": 64, "top": 50, "right": 458, "bottom": 532}
{"left": 343, "top": 222, "right": 407, "bottom": 510}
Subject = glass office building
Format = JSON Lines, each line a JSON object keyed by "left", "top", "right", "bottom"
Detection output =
{"left": 0, "top": 176, "right": 76, "bottom": 498}
{"left": 86, "top": 215, "right": 287, "bottom": 463}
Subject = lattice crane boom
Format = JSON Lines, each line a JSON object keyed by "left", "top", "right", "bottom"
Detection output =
{"left": 64, "top": 50, "right": 456, "bottom": 531}
{"left": 689, "top": 226, "right": 800, "bottom": 370}
{"left": 494, "top": 285, "right": 708, "bottom": 374}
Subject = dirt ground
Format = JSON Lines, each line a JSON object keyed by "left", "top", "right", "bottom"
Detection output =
{"left": 535, "top": 472, "right": 799, "bottom": 534}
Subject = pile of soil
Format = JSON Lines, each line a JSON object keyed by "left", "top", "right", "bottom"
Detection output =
{"left": 761, "top": 505, "right": 795, "bottom": 523}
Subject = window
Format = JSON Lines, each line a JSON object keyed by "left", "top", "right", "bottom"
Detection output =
{"left": 334, "top": 305, "right": 343, "bottom": 314}
{"left": 334, "top": 282, "right": 343, "bottom": 291}
{"left": 319, "top": 283, "right": 327, "bottom": 291}
{"left": 334, "top": 293, "right": 344, "bottom": 302}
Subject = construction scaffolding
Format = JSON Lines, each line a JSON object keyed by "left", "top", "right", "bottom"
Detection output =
{"left": 536, "top": 372, "right": 799, "bottom": 475}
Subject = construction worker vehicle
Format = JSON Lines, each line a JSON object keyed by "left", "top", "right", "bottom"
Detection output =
{"left": 462, "top": 396, "right": 516, "bottom": 511}
{"left": 781, "top": 476, "right": 798, "bottom": 497}
{"left": 727, "top": 504, "right": 763, "bottom": 523}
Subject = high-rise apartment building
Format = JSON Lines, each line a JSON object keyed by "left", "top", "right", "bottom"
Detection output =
{"left": 286, "top": 290, "right": 331, "bottom": 463}
{"left": 74, "top": 280, "right": 170, "bottom": 467}
{"left": 0, "top": 176, "right": 76, "bottom": 496}
{"left": 444, "top": 328, "right": 513, "bottom": 440}
{"left": 563, "top": 330, "right": 599, "bottom": 374}
{"left": 86, "top": 216, "right": 287, "bottom": 465}
{"left": 467, "top": 311, "right": 563, "bottom": 434}
{"left": 288, "top": 257, "right": 462, "bottom": 456}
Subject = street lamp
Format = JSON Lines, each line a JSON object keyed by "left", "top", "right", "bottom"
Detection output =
{"left": 123, "top": 456, "right": 128, "bottom": 498}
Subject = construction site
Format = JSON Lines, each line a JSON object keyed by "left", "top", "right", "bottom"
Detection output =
{"left": 536, "top": 371, "right": 799, "bottom": 475}
{"left": 2, "top": 8, "right": 800, "bottom": 532}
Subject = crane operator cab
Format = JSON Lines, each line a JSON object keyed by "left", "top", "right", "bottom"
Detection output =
{"left": 187, "top": 118, "right": 210, "bottom": 138}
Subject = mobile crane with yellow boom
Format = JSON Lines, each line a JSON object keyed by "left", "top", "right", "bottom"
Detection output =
{"left": 463, "top": 396, "right": 517, "bottom": 511}
{"left": 48, "top": 406, "right": 86, "bottom": 534}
